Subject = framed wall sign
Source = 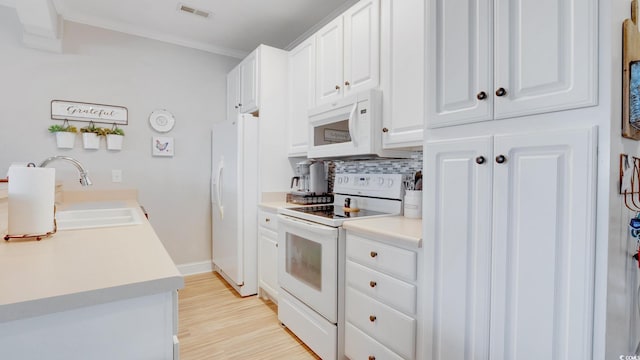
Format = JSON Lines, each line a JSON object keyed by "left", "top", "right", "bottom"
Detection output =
{"left": 51, "top": 100, "right": 128, "bottom": 125}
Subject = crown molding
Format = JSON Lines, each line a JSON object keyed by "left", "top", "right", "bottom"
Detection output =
{"left": 284, "top": 0, "right": 359, "bottom": 51}
{"left": 62, "top": 10, "right": 248, "bottom": 59}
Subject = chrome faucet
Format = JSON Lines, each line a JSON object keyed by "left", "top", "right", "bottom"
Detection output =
{"left": 39, "top": 156, "right": 93, "bottom": 186}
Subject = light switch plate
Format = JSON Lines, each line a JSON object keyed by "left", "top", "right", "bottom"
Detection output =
{"left": 112, "top": 169, "right": 122, "bottom": 183}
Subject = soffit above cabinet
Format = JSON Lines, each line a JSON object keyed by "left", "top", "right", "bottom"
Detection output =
{"left": 0, "top": 0, "right": 358, "bottom": 58}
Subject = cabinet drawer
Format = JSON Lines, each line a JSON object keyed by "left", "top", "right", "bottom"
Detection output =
{"left": 346, "top": 260, "right": 416, "bottom": 315}
{"left": 345, "top": 287, "right": 415, "bottom": 359}
{"left": 345, "top": 322, "right": 404, "bottom": 360}
{"left": 346, "top": 233, "right": 417, "bottom": 281}
{"left": 258, "top": 209, "right": 278, "bottom": 231}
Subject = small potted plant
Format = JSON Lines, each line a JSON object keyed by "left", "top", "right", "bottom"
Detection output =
{"left": 106, "top": 125, "right": 125, "bottom": 151}
{"left": 48, "top": 121, "right": 78, "bottom": 149}
{"left": 80, "top": 122, "right": 103, "bottom": 149}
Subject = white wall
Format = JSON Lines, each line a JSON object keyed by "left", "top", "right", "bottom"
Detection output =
{"left": 0, "top": 6, "right": 238, "bottom": 266}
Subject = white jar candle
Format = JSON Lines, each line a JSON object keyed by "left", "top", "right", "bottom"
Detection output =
{"left": 403, "top": 190, "right": 422, "bottom": 219}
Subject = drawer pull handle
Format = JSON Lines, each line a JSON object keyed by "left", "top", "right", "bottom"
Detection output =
{"left": 368, "top": 356, "right": 376, "bottom": 360}
{"left": 369, "top": 315, "right": 377, "bottom": 322}
{"left": 369, "top": 281, "right": 377, "bottom": 288}
{"left": 370, "top": 251, "right": 378, "bottom": 258}
{"left": 265, "top": 218, "right": 270, "bottom": 222}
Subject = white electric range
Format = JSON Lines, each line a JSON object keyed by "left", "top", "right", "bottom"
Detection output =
{"left": 277, "top": 173, "right": 404, "bottom": 360}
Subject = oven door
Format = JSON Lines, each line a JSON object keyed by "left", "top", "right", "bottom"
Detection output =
{"left": 278, "top": 214, "right": 339, "bottom": 323}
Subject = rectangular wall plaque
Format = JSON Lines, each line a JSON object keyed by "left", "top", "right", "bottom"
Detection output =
{"left": 51, "top": 100, "right": 128, "bottom": 125}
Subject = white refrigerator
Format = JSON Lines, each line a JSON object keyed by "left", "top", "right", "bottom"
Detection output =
{"left": 211, "top": 113, "right": 259, "bottom": 297}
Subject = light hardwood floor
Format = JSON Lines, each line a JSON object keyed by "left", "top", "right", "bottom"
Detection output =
{"left": 178, "top": 272, "right": 320, "bottom": 360}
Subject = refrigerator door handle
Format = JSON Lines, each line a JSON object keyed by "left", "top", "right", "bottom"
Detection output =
{"left": 216, "top": 158, "right": 224, "bottom": 219}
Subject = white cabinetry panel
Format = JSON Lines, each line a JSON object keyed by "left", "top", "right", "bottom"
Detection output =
{"left": 380, "top": 0, "right": 425, "bottom": 148}
{"left": 288, "top": 37, "right": 315, "bottom": 156}
{"left": 316, "top": 16, "right": 344, "bottom": 106}
{"left": 427, "top": 0, "right": 597, "bottom": 128}
{"left": 493, "top": 0, "right": 597, "bottom": 119}
{"left": 425, "top": 136, "right": 493, "bottom": 360}
{"left": 343, "top": 0, "right": 380, "bottom": 97}
{"left": 425, "top": 127, "right": 597, "bottom": 360}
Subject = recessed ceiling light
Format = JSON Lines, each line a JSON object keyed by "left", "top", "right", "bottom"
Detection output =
{"left": 177, "top": 3, "right": 212, "bottom": 19}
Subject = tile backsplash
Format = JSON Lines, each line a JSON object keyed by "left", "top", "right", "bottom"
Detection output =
{"left": 326, "top": 151, "right": 423, "bottom": 192}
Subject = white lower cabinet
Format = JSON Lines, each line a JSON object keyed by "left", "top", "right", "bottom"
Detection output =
{"left": 424, "top": 127, "right": 597, "bottom": 360}
{"left": 345, "top": 232, "right": 419, "bottom": 360}
{"left": 258, "top": 208, "right": 279, "bottom": 302}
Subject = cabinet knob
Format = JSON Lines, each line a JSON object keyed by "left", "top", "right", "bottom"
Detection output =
{"left": 238, "top": 103, "right": 242, "bottom": 107}
{"left": 475, "top": 156, "right": 486, "bottom": 164}
{"left": 476, "top": 91, "right": 487, "bottom": 100}
{"left": 335, "top": 85, "right": 341, "bottom": 90}
{"left": 369, "top": 315, "right": 377, "bottom": 322}
{"left": 369, "top": 281, "right": 377, "bottom": 288}
{"left": 234, "top": 105, "right": 238, "bottom": 109}
{"left": 495, "top": 155, "right": 507, "bottom": 164}
{"left": 382, "top": 128, "right": 389, "bottom": 133}
{"left": 370, "top": 251, "right": 378, "bottom": 258}
{"left": 495, "top": 88, "right": 507, "bottom": 97}
{"left": 369, "top": 356, "right": 376, "bottom": 360}
{"left": 345, "top": 80, "right": 350, "bottom": 86}
{"left": 265, "top": 218, "right": 270, "bottom": 223}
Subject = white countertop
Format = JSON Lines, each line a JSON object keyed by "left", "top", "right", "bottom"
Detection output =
{"left": 343, "top": 216, "right": 423, "bottom": 249}
{"left": 0, "top": 190, "right": 183, "bottom": 323}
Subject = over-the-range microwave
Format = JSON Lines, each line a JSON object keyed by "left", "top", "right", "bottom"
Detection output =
{"left": 307, "top": 89, "right": 411, "bottom": 159}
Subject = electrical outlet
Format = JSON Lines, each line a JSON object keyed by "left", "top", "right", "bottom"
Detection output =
{"left": 112, "top": 169, "right": 122, "bottom": 183}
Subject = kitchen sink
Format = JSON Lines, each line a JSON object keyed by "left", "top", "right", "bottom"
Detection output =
{"left": 56, "top": 207, "right": 142, "bottom": 231}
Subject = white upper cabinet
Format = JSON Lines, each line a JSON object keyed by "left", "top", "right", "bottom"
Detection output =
{"left": 316, "top": 0, "right": 380, "bottom": 106}
{"left": 227, "top": 49, "right": 259, "bottom": 120}
{"left": 343, "top": 0, "right": 380, "bottom": 97}
{"left": 226, "top": 66, "right": 241, "bottom": 122}
{"left": 316, "top": 16, "right": 344, "bottom": 106}
{"left": 287, "top": 37, "right": 316, "bottom": 157}
{"left": 380, "top": 0, "right": 425, "bottom": 149}
{"left": 426, "top": 0, "right": 597, "bottom": 128}
{"left": 239, "top": 50, "right": 258, "bottom": 114}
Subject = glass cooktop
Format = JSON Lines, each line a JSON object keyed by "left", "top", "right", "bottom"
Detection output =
{"left": 287, "top": 205, "right": 389, "bottom": 219}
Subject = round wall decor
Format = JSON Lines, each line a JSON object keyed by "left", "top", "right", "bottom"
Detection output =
{"left": 149, "top": 109, "right": 175, "bottom": 133}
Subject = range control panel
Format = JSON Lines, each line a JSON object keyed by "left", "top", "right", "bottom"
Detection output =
{"left": 333, "top": 173, "right": 404, "bottom": 199}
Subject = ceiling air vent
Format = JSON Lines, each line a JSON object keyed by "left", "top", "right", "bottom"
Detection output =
{"left": 177, "top": 3, "right": 212, "bottom": 19}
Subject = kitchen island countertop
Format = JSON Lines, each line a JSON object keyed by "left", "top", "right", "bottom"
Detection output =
{"left": 0, "top": 189, "right": 183, "bottom": 323}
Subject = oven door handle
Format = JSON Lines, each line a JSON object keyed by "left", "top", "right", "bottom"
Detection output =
{"left": 278, "top": 215, "right": 336, "bottom": 234}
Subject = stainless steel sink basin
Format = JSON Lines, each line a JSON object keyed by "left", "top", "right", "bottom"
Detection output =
{"left": 56, "top": 207, "right": 142, "bottom": 231}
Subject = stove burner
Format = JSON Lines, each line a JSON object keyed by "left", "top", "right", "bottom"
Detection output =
{"left": 288, "top": 205, "right": 389, "bottom": 220}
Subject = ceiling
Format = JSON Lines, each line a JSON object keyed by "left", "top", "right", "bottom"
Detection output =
{"left": 0, "top": 0, "right": 357, "bottom": 58}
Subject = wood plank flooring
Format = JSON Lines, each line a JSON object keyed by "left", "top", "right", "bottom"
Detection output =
{"left": 178, "top": 272, "right": 320, "bottom": 360}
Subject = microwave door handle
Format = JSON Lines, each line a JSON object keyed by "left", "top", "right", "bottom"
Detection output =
{"left": 348, "top": 102, "right": 358, "bottom": 146}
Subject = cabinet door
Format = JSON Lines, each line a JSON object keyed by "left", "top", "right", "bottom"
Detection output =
{"left": 239, "top": 50, "right": 259, "bottom": 113}
{"left": 380, "top": 0, "right": 424, "bottom": 148}
{"left": 288, "top": 37, "right": 315, "bottom": 156}
{"left": 226, "top": 66, "right": 240, "bottom": 122}
{"left": 426, "top": 0, "right": 492, "bottom": 128}
{"left": 493, "top": 0, "right": 597, "bottom": 119}
{"left": 343, "top": 0, "right": 380, "bottom": 97}
{"left": 258, "top": 227, "right": 279, "bottom": 302}
{"left": 490, "top": 127, "right": 596, "bottom": 360}
{"left": 423, "top": 136, "right": 493, "bottom": 360}
{"left": 315, "top": 16, "right": 344, "bottom": 106}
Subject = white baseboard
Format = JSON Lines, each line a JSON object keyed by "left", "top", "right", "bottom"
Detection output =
{"left": 176, "top": 260, "right": 213, "bottom": 276}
